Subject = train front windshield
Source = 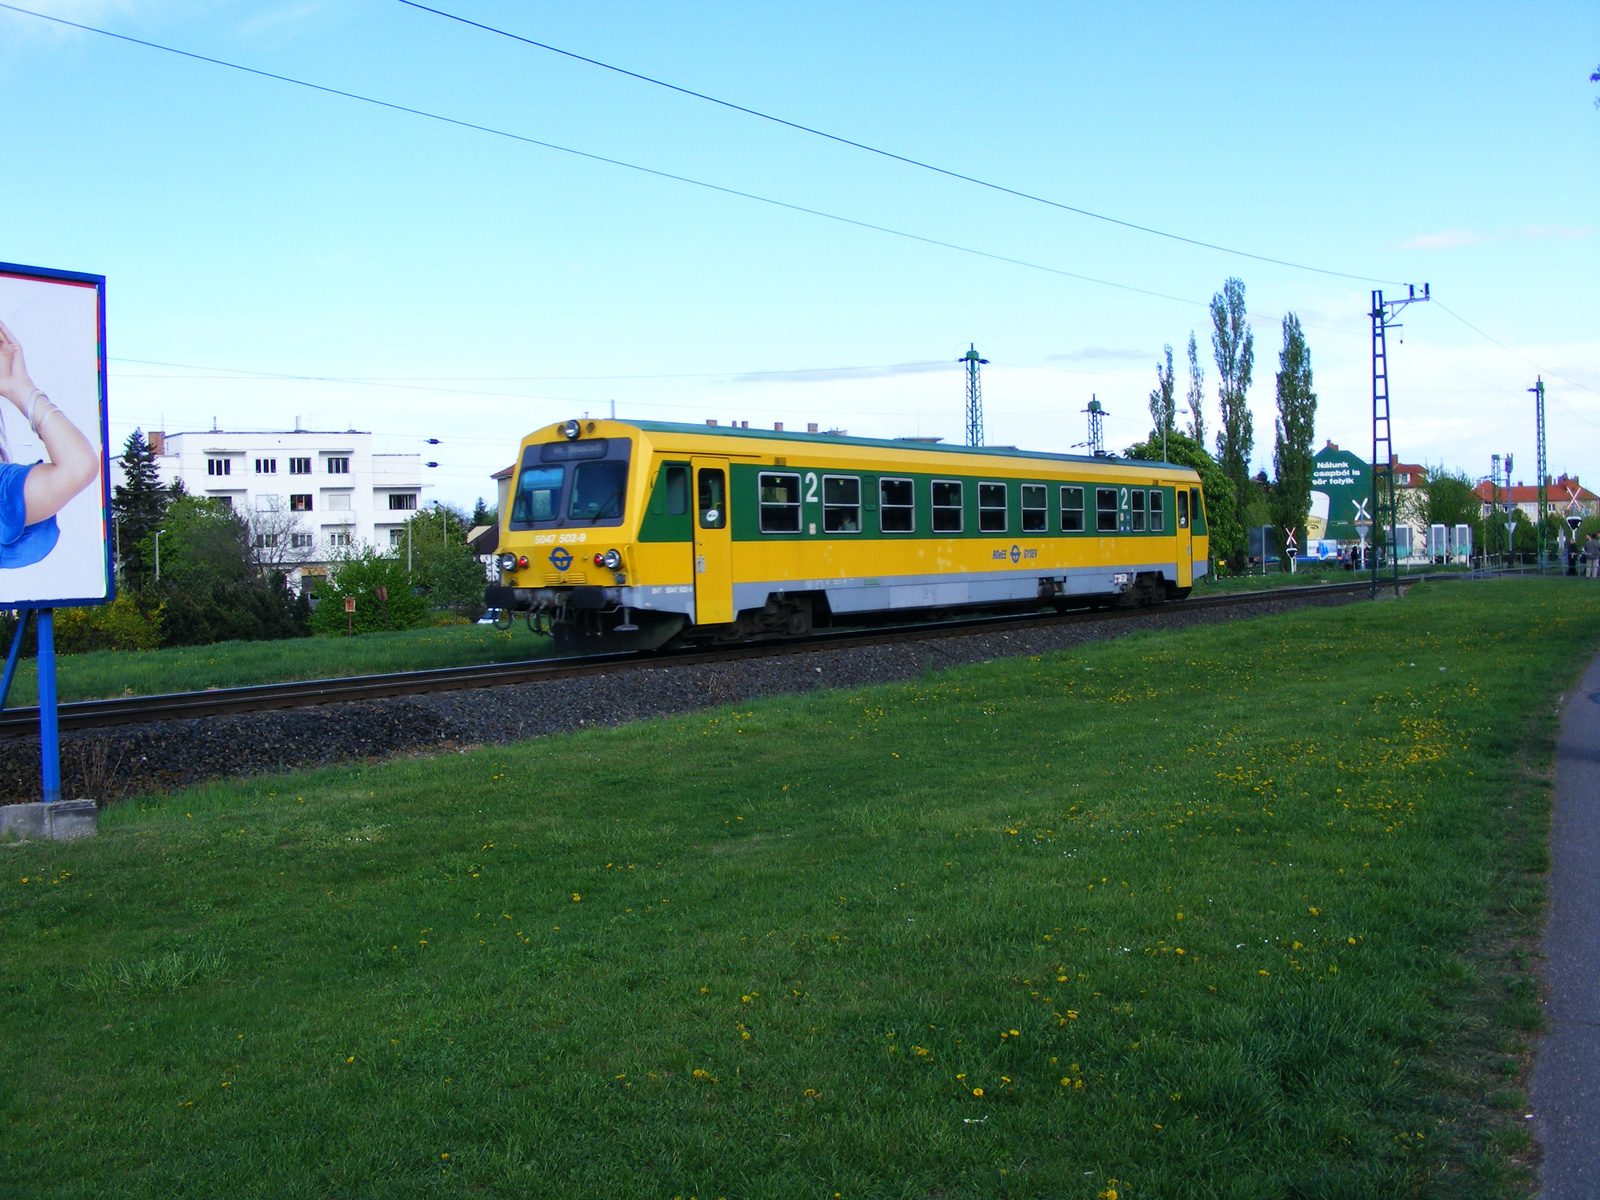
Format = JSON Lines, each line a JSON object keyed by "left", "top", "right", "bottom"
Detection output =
{"left": 509, "top": 437, "right": 631, "bottom": 528}
{"left": 569, "top": 461, "right": 627, "bottom": 520}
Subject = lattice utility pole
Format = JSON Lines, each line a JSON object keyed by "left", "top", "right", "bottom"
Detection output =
{"left": 1529, "top": 377, "right": 1548, "bottom": 568}
{"left": 961, "top": 345, "right": 988, "bottom": 447}
{"left": 1084, "top": 396, "right": 1106, "bottom": 457}
{"left": 1370, "top": 284, "right": 1430, "bottom": 599}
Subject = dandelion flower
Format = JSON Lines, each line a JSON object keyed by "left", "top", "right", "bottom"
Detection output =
{"left": 972, "top": 1087, "right": 983, "bottom": 1097}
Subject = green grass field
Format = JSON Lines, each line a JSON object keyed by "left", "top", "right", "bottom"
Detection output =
{"left": 0, "top": 622, "right": 554, "bottom": 706}
{"left": 1, "top": 579, "right": 1590, "bottom": 1198}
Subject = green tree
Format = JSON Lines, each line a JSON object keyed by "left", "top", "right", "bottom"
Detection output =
{"left": 111, "top": 429, "right": 166, "bottom": 586}
{"left": 311, "top": 547, "right": 428, "bottom": 635}
{"left": 1210, "top": 277, "right": 1255, "bottom": 564}
{"left": 1148, "top": 344, "right": 1177, "bottom": 453}
{"left": 1124, "top": 429, "right": 1242, "bottom": 573}
{"left": 1269, "top": 314, "right": 1317, "bottom": 563}
{"left": 404, "top": 505, "right": 490, "bottom": 618}
{"left": 470, "top": 496, "right": 498, "bottom": 528}
{"left": 1184, "top": 332, "right": 1205, "bottom": 445}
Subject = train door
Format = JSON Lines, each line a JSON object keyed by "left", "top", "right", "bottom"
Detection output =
{"left": 1175, "top": 485, "right": 1194, "bottom": 588}
{"left": 692, "top": 458, "right": 734, "bottom": 625}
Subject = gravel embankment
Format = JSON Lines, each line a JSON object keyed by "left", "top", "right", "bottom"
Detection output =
{"left": 0, "top": 590, "right": 1368, "bottom": 803}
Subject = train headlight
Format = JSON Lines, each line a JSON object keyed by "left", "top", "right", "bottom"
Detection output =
{"left": 562, "top": 419, "right": 581, "bottom": 440}
{"left": 592, "top": 552, "right": 605, "bottom": 567}
{"left": 602, "top": 549, "right": 622, "bottom": 570}
{"left": 498, "top": 552, "right": 517, "bottom": 572}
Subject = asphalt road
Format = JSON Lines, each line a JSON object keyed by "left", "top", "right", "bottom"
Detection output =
{"left": 1531, "top": 651, "right": 1600, "bottom": 1197}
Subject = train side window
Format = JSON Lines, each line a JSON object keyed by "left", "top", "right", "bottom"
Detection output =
{"left": 1191, "top": 487, "right": 1203, "bottom": 526}
{"left": 1177, "top": 489, "right": 1189, "bottom": 527}
{"left": 931, "top": 480, "right": 963, "bottom": 532}
{"left": 664, "top": 466, "right": 689, "bottom": 516}
{"left": 758, "top": 472, "right": 801, "bottom": 533}
{"left": 1130, "top": 489, "right": 1146, "bottom": 532}
{"left": 698, "top": 469, "right": 726, "bottom": 529}
{"left": 1149, "top": 489, "right": 1165, "bottom": 532}
{"left": 978, "top": 482, "right": 1007, "bottom": 532}
{"left": 880, "top": 477, "right": 914, "bottom": 532}
{"left": 1096, "top": 487, "right": 1118, "bottom": 532}
{"left": 1061, "top": 486, "right": 1084, "bottom": 532}
{"left": 1021, "top": 484, "right": 1047, "bottom": 532}
{"left": 823, "top": 476, "right": 861, "bottom": 533}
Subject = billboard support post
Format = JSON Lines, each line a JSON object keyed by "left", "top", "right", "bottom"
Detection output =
{"left": 0, "top": 610, "right": 29, "bottom": 712}
{"left": 37, "top": 609, "right": 58, "bottom": 803}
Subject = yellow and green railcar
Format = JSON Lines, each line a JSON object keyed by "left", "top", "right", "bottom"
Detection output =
{"left": 486, "top": 419, "right": 1210, "bottom": 652}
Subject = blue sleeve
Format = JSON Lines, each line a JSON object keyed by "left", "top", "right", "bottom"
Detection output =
{"left": 0, "top": 462, "right": 32, "bottom": 544}
{"left": 0, "top": 463, "right": 60, "bottom": 570}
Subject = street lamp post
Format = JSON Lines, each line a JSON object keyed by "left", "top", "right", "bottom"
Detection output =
{"left": 154, "top": 529, "right": 164, "bottom": 582}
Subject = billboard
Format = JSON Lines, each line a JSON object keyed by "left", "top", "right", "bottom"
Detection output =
{"left": 0, "top": 263, "right": 111, "bottom": 607}
{"left": 1309, "top": 445, "right": 1371, "bottom": 543}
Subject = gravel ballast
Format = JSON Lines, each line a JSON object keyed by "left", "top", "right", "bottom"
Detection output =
{"left": 0, "top": 590, "right": 1370, "bottom": 803}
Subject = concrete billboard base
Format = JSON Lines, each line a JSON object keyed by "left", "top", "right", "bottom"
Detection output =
{"left": 1, "top": 799, "right": 98, "bottom": 841}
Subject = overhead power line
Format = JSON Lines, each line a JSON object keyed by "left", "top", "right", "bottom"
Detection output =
{"left": 395, "top": 0, "right": 1406, "bottom": 286}
{"left": 1434, "top": 302, "right": 1599, "bottom": 398}
{"left": 1, "top": 2, "right": 1215, "bottom": 310}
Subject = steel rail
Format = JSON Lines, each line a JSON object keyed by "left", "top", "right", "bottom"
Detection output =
{"left": 0, "top": 579, "right": 1387, "bottom": 737}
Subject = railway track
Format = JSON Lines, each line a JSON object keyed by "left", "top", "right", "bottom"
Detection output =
{"left": 0, "top": 579, "right": 1390, "bottom": 738}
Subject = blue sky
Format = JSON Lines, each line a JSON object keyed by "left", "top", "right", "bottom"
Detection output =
{"left": 2, "top": 0, "right": 1595, "bottom": 507}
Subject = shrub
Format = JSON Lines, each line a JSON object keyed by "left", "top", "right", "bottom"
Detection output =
{"left": 310, "top": 548, "right": 428, "bottom": 636}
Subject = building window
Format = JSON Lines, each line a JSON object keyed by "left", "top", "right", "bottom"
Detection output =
{"left": 978, "top": 482, "right": 1007, "bottom": 533}
{"left": 214, "top": 496, "right": 233, "bottom": 510}
{"left": 327, "top": 531, "right": 352, "bottom": 548}
{"left": 822, "top": 476, "right": 861, "bottom": 533}
{"left": 390, "top": 529, "right": 405, "bottom": 547}
{"left": 879, "top": 477, "right": 914, "bottom": 533}
{"left": 326, "top": 493, "right": 352, "bottom": 511}
{"left": 289, "top": 457, "right": 312, "bottom": 475}
{"left": 255, "top": 458, "right": 276, "bottom": 475}
{"left": 253, "top": 533, "right": 278, "bottom": 549}
{"left": 388, "top": 493, "right": 417, "bottom": 510}
{"left": 1130, "top": 489, "right": 1146, "bottom": 532}
{"left": 757, "top": 472, "right": 801, "bottom": 533}
{"left": 1149, "top": 489, "right": 1164, "bottom": 532}
{"left": 290, "top": 533, "right": 313, "bottom": 549}
{"left": 255, "top": 494, "right": 281, "bottom": 512}
{"left": 931, "top": 480, "right": 963, "bottom": 532}
{"left": 1021, "top": 484, "right": 1047, "bottom": 532}
{"left": 290, "top": 494, "right": 313, "bottom": 512}
{"left": 1096, "top": 487, "right": 1118, "bottom": 532}
{"left": 207, "top": 458, "right": 231, "bottom": 477}
{"left": 1061, "top": 486, "right": 1085, "bottom": 532}
{"left": 327, "top": 457, "right": 350, "bottom": 474}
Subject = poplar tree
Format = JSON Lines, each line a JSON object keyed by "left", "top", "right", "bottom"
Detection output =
{"left": 1210, "top": 277, "right": 1255, "bottom": 551}
{"left": 1185, "top": 332, "right": 1205, "bottom": 445}
{"left": 1270, "top": 314, "right": 1317, "bottom": 557}
{"left": 112, "top": 429, "right": 166, "bottom": 586}
{"left": 1148, "top": 344, "right": 1176, "bottom": 454}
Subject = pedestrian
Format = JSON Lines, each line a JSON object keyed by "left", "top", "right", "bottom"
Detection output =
{"left": 1587, "top": 532, "right": 1599, "bottom": 579}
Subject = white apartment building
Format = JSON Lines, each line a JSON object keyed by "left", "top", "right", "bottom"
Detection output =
{"left": 149, "top": 427, "right": 423, "bottom": 580}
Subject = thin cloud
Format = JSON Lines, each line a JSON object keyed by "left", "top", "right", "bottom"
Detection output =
{"left": 237, "top": 2, "right": 325, "bottom": 36}
{"left": 1045, "top": 347, "right": 1150, "bottom": 363}
{"left": 729, "top": 360, "right": 954, "bottom": 384}
{"left": 1400, "top": 225, "right": 1594, "bottom": 251}
{"left": 1400, "top": 229, "right": 1479, "bottom": 251}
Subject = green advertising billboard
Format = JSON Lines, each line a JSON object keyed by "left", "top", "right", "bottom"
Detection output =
{"left": 1309, "top": 445, "right": 1371, "bottom": 543}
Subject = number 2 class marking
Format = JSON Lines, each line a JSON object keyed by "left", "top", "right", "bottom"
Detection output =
{"left": 804, "top": 472, "right": 819, "bottom": 503}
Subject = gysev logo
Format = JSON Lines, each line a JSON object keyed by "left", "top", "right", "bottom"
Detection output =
{"left": 548, "top": 547, "right": 573, "bottom": 571}
{"left": 1010, "top": 544, "right": 1022, "bottom": 563}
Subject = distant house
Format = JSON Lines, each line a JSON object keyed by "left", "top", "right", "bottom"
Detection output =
{"left": 1473, "top": 474, "right": 1599, "bottom": 521}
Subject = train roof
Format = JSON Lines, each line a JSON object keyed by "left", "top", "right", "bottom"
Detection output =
{"left": 622, "top": 420, "right": 1191, "bottom": 472}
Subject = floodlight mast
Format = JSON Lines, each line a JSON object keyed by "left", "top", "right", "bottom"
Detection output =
{"left": 1370, "top": 284, "right": 1430, "bottom": 600}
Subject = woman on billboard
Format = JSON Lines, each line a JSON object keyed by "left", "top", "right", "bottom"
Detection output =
{"left": 0, "top": 318, "right": 99, "bottom": 567}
